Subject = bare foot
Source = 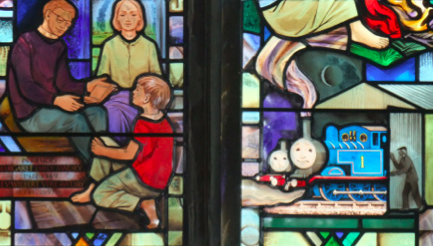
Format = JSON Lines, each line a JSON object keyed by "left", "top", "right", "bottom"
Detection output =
{"left": 350, "top": 20, "right": 389, "bottom": 49}
{"left": 140, "top": 199, "right": 160, "bottom": 229}
{"left": 71, "top": 183, "right": 95, "bottom": 203}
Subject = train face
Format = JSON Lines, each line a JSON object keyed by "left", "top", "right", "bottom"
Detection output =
{"left": 311, "top": 125, "right": 388, "bottom": 202}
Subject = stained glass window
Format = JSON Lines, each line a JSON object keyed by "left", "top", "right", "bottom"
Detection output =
{"left": 0, "top": 0, "right": 186, "bottom": 245}
{"left": 240, "top": 0, "right": 433, "bottom": 245}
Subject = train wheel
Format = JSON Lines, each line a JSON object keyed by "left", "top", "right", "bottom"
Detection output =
{"left": 372, "top": 184, "right": 386, "bottom": 202}
{"left": 348, "top": 183, "right": 370, "bottom": 201}
{"left": 319, "top": 183, "right": 345, "bottom": 201}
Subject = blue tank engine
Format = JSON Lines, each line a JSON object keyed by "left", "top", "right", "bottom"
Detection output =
{"left": 309, "top": 125, "right": 388, "bottom": 202}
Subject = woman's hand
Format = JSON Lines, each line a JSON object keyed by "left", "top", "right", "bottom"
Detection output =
{"left": 87, "top": 76, "right": 107, "bottom": 92}
{"left": 87, "top": 76, "right": 118, "bottom": 92}
{"left": 91, "top": 137, "right": 106, "bottom": 156}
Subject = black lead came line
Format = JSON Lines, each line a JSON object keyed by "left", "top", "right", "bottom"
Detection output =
{"left": 0, "top": 132, "right": 183, "bottom": 137}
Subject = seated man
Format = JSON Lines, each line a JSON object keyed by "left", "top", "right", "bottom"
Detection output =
{"left": 71, "top": 75, "right": 174, "bottom": 229}
{"left": 7, "top": 0, "right": 115, "bottom": 162}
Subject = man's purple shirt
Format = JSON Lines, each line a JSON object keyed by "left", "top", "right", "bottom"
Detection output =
{"left": 7, "top": 30, "right": 86, "bottom": 120}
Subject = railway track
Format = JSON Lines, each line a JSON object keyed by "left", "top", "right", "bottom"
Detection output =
{"left": 264, "top": 200, "right": 387, "bottom": 215}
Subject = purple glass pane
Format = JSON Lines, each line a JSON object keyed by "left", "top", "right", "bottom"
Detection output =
{"left": 170, "top": 16, "right": 183, "bottom": 44}
{"left": 262, "top": 89, "right": 300, "bottom": 172}
{"left": 15, "top": 201, "right": 31, "bottom": 229}
{"left": 63, "top": 0, "right": 90, "bottom": 59}
{"left": 69, "top": 62, "right": 90, "bottom": 80}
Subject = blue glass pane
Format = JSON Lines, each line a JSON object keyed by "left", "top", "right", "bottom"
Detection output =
{"left": 169, "top": 16, "right": 183, "bottom": 44}
{"left": 92, "top": 0, "right": 116, "bottom": 45}
{"left": 243, "top": 33, "right": 260, "bottom": 68}
{"left": 142, "top": 0, "right": 166, "bottom": 57}
{"left": 63, "top": 0, "right": 90, "bottom": 59}
{"left": 264, "top": 26, "right": 271, "bottom": 41}
{"left": 242, "top": 112, "right": 260, "bottom": 124}
{"left": 0, "top": 19, "right": 12, "bottom": 43}
{"left": 0, "top": 137, "right": 20, "bottom": 152}
{"left": 17, "top": 0, "right": 41, "bottom": 33}
{"left": 419, "top": 52, "right": 433, "bottom": 82}
{"left": 366, "top": 58, "right": 415, "bottom": 81}
{"left": 69, "top": 62, "right": 91, "bottom": 80}
{"left": 0, "top": 120, "right": 19, "bottom": 152}
{"left": 93, "top": 233, "right": 108, "bottom": 246}
{"left": 0, "top": 10, "right": 13, "bottom": 18}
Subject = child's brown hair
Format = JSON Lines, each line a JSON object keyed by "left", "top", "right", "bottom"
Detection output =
{"left": 137, "top": 75, "right": 171, "bottom": 109}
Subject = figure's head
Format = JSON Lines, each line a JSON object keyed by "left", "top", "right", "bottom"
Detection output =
{"left": 290, "top": 138, "right": 316, "bottom": 170}
{"left": 43, "top": 0, "right": 76, "bottom": 37}
{"left": 133, "top": 75, "right": 171, "bottom": 110}
{"left": 398, "top": 146, "right": 407, "bottom": 158}
{"left": 113, "top": 0, "right": 145, "bottom": 33}
{"left": 269, "top": 150, "right": 291, "bottom": 173}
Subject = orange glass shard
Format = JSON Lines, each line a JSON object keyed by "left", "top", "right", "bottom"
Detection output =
{"left": 75, "top": 237, "right": 89, "bottom": 246}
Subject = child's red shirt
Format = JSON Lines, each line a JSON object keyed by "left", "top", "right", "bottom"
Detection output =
{"left": 132, "top": 116, "right": 174, "bottom": 190}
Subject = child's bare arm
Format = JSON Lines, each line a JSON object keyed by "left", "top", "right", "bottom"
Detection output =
{"left": 91, "top": 137, "right": 140, "bottom": 160}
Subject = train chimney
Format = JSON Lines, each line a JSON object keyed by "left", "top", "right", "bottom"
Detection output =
{"left": 302, "top": 117, "right": 312, "bottom": 139}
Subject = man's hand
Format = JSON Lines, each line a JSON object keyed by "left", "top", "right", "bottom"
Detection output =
{"left": 91, "top": 137, "right": 106, "bottom": 156}
{"left": 53, "top": 95, "right": 84, "bottom": 112}
{"left": 87, "top": 76, "right": 117, "bottom": 92}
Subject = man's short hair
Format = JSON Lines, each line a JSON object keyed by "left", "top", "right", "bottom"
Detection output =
{"left": 43, "top": 0, "right": 76, "bottom": 19}
{"left": 112, "top": 0, "right": 145, "bottom": 32}
{"left": 398, "top": 146, "right": 407, "bottom": 152}
{"left": 137, "top": 75, "right": 171, "bottom": 110}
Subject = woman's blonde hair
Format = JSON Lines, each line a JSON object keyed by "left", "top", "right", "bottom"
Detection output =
{"left": 112, "top": 0, "right": 145, "bottom": 32}
{"left": 137, "top": 76, "right": 171, "bottom": 110}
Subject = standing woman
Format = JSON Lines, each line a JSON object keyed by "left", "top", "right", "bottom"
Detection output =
{"left": 96, "top": 0, "right": 162, "bottom": 144}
